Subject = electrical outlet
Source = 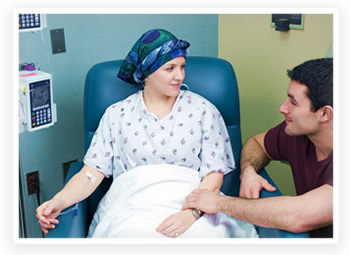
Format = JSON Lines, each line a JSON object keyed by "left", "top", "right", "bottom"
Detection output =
{"left": 26, "top": 171, "right": 40, "bottom": 195}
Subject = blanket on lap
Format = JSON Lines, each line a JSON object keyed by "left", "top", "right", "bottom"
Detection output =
{"left": 88, "top": 164, "right": 258, "bottom": 238}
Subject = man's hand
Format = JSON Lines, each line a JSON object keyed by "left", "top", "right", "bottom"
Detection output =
{"left": 239, "top": 166, "right": 276, "bottom": 199}
{"left": 182, "top": 189, "right": 224, "bottom": 214}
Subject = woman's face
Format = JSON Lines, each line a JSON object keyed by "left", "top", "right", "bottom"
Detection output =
{"left": 144, "top": 57, "right": 186, "bottom": 98}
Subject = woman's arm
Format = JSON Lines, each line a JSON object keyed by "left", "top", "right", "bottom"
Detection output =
{"left": 155, "top": 171, "right": 224, "bottom": 238}
{"left": 198, "top": 171, "right": 223, "bottom": 192}
{"left": 36, "top": 164, "right": 105, "bottom": 234}
{"left": 156, "top": 101, "right": 228, "bottom": 237}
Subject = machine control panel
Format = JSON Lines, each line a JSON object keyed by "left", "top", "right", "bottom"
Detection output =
{"left": 19, "top": 71, "right": 57, "bottom": 132}
{"left": 19, "top": 14, "right": 43, "bottom": 32}
{"left": 29, "top": 79, "right": 52, "bottom": 129}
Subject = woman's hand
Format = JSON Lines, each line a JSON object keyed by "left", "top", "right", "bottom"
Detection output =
{"left": 35, "top": 199, "right": 62, "bottom": 234}
{"left": 156, "top": 209, "right": 197, "bottom": 238}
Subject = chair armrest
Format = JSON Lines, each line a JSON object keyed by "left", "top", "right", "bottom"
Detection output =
{"left": 46, "top": 199, "right": 88, "bottom": 238}
{"left": 46, "top": 162, "right": 89, "bottom": 238}
{"left": 256, "top": 168, "right": 309, "bottom": 238}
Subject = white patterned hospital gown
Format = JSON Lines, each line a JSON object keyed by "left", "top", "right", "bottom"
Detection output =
{"left": 83, "top": 89, "right": 235, "bottom": 180}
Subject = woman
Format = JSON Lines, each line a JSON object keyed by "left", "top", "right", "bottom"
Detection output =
{"left": 36, "top": 29, "right": 238, "bottom": 238}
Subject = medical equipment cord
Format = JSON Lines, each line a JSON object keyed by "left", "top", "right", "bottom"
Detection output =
{"left": 34, "top": 189, "right": 45, "bottom": 238}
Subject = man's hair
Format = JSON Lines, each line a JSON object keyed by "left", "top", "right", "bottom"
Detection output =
{"left": 287, "top": 58, "right": 333, "bottom": 111}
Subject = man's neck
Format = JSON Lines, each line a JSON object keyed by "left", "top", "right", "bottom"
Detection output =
{"left": 308, "top": 123, "right": 333, "bottom": 161}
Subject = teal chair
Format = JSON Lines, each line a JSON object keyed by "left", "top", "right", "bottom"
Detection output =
{"left": 47, "top": 57, "right": 308, "bottom": 238}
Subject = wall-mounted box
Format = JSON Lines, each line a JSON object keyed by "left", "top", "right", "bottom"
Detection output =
{"left": 50, "top": 28, "right": 67, "bottom": 54}
{"left": 271, "top": 14, "right": 304, "bottom": 30}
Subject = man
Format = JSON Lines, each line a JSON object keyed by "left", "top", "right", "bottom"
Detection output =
{"left": 183, "top": 58, "right": 333, "bottom": 238}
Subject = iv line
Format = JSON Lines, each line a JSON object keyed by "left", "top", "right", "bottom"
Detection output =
{"left": 57, "top": 170, "right": 96, "bottom": 216}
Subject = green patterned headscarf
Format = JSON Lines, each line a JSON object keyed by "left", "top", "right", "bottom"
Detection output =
{"left": 117, "top": 29, "right": 190, "bottom": 84}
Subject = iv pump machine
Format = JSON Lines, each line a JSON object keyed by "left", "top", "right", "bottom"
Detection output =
{"left": 19, "top": 71, "right": 57, "bottom": 132}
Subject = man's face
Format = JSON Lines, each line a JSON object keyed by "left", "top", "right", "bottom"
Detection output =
{"left": 279, "top": 80, "right": 320, "bottom": 136}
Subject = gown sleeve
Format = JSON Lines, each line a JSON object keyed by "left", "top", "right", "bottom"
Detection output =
{"left": 198, "top": 103, "right": 235, "bottom": 180}
{"left": 83, "top": 107, "right": 114, "bottom": 178}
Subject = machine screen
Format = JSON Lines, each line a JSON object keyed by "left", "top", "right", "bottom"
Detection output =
{"left": 29, "top": 79, "right": 52, "bottom": 128}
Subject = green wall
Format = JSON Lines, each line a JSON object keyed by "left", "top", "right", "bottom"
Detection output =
{"left": 19, "top": 14, "right": 218, "bottom": 238}
{"left": 219, "top": 14, "right": 333, "bottom": 196}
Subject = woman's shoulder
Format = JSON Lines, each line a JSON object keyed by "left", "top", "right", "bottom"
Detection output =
{"left": 182, "top": 90, "right": 219, "bottom": 112}
{"left": 182, "top": 90, "right": 209, "bottom": 104}
{"left": 107, "top": 90, "right": 141, "bottom": 112}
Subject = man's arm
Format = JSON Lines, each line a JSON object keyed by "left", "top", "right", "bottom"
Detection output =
{"left": 183, "top": 184, "right": 333, "bottom": 233}
{"left": 240, "top": 131, "right": 276, "bottom": 198}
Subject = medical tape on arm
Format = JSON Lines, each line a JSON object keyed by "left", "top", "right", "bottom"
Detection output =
{"left": 85, "top": 171, "right": 96, "bottom": 183}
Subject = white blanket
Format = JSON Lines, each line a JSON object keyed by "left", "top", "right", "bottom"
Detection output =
{"left": 88, "top": 164, "right": 258, "bottom": 238}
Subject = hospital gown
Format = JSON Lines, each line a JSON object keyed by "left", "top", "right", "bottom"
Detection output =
{"left": 84, "top": 89, "right": 235, "bottom": 179}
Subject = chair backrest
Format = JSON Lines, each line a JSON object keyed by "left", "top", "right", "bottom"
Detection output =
{"left": 84, "top": 56, "right": 242, "bottom": 223}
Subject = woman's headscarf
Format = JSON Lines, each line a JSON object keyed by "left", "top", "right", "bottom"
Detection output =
{"left": 117, "top": 29, "right": 190, "bottom": 84}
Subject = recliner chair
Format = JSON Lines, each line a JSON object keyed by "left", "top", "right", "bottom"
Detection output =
{"left": 47, "top": 56, "right": 308, "bottom": 238}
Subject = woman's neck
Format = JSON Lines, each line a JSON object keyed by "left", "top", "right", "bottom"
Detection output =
{"left": 142, "top": 89, "right": 179, "bottom": 120}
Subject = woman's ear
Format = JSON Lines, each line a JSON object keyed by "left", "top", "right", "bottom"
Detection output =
{"left": 319, "top": 105, "right": 333, "bottom": 123}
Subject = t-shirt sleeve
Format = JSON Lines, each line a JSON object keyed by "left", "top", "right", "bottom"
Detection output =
{"left": 264, "top": 121, "right": 290, "bottom": 161}
{"left": 83, "top": 107, "right": 114, "bottom": 178}
{"left": 326, "top": 176, "right": 333, "bottom": 186}
{"left": 198, "top": 103, "right": 235, "bottom": 180}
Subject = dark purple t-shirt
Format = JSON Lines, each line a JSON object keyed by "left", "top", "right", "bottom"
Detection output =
{"left": 264, "top": 121, "right": 333, "bottom": 238}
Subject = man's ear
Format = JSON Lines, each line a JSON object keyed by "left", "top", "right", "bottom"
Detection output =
{"left": 319, "top": 105, "right": 333, "bottom": 122}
